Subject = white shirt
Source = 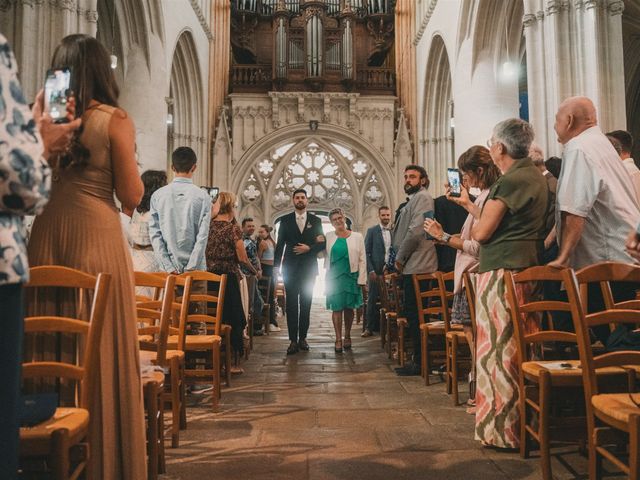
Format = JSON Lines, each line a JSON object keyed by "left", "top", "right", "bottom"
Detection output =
{"left": 623, "top": 158, "right": 640, "bottom": 205}
{"left": 295, "top": 210, "right": 307, "bottom": 233}
{"left": 556, "top": 126, "right": 640, "bottom": 268}
{"left": 380, "top": 223, "right": 392, "bottom": 263}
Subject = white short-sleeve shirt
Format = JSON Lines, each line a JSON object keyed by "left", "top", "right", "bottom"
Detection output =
{"left": 556, "top": 126, "right": 640, "bottom": 268}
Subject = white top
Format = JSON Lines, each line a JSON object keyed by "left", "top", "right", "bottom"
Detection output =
{"left": 380, "top": 223, "right": 392, "bottom": 263}
{"left": 623, "top": 158, "right": 640, "bottom": 205}
{"left": 324, "top": 230, "right": 367, "bottom": 285}
{"left": 453, "top": 190, "right": 489, "bottom": 294}
{"left": 556, "top": 126, "right": 640, "bottom": 268}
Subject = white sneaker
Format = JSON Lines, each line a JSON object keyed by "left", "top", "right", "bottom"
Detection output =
{"left": 270, "top": 325, "right": 281, "bottom": 332}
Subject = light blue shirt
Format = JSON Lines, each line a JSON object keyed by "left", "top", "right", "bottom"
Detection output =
{"left": 148, "top": 177, "right": 211, "bottom": 273}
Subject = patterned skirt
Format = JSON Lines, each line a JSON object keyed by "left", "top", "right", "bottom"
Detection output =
{"left": 474, "top": 268, "right": 539, "bottom": 449}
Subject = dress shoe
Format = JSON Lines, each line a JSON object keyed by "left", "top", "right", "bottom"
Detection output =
{"left": 395, "top": 363, "right": 421, "bottom": 376}
{"left": 286, "top": 341, "right": 299, "bottom": 355}
{"left": 334, "top": 340, "right": 343, "bottom": 353}
{"left": 298, "top": 339, "right": 310, "bottom": 351}
{"left": 361, "top": 329, "right": 372, "bottom": 338}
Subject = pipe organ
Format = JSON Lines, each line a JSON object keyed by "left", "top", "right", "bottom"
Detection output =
{"left": 231, "top": 0, "right": 396, "bottom": 93}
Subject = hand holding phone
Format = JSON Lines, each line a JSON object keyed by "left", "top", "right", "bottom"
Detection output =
{"left": 423, "top": 210, "right": 435, "bottom": 240}
{"left": 447, "top": 168, "right": 461, "bottom": 197}
{"left": 201, "top": 186, "right": 220, "bottom": 203}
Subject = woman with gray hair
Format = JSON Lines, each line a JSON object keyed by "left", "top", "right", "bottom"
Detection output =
{"left": 324, "top": 208, "right": 366, "bottom": 352}
{"left": 471, "top": 118, "right": 549, "bottom": 449}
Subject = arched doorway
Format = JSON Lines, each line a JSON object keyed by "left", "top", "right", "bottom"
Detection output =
{"left": 169, "top": 30, "right": 208, "bottom": 183}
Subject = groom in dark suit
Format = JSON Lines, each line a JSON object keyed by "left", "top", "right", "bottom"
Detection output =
{"left": 274, "top": 189, "right": 326, "bottom": 355}
{"left": 362, "top": 206, "right": 392, "bottom": 337}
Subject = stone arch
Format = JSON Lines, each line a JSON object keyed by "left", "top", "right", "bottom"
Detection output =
{"left": 169, "top": 29, "right": 207, "bottom": 183}
{"left": 231, "top": 124, "right": 395, "bottom": 232}
{"left": 422, "top": 34, "right": 453, "bottom": 190}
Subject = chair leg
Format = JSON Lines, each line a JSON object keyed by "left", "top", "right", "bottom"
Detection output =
{"left": 212, "top": 344, "right": 221, "bottom": 409}
{"left": 630, "top": 414, "right": 640, "bottom": 480}
{"left": 158, "top": 392, "right": 166, "bottom": 474}
{"left": 520, "top": 383, "right": 530, "bottom": 459}
{"left": 539, "top": 372, "right": 552, "bottom": 480}
{"left": 445, "top": 336, "right": 452, "bottom": 395}
{"left": 424, "top": 332, "right": 431, "bottom": 386}
{"left": 225, "top": 334, "right": 232, "bottom": 387}
{"left": 386, "top": 317, "right": 393, "bottom": 359}
{"left": 398, "top": 325, "right": 405, "bottom": 367}
{"left": 50, "top": 429, "right": 70, "bottom": 480}
{"left": 179, "top": 358, "right": 187, "bottom": 430}
{"left": 170, "top": 358, "right": 180, "bottom": 448}
{"left": 145, "top": 382, "right": 159, "bottom": 480}
{"left": 420, "top": 330, "right": 426, "bottom": 383}
{"left": 451, "top": 336, "right": 459, "bottom": 405}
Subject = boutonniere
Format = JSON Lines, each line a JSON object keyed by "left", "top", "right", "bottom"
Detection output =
{"left": 305, "top": 223, "right": 312, "bottom": 229}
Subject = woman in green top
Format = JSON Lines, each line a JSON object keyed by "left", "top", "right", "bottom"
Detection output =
{"left": 471, "top": 119, "right": 549, "bottom": 449}
{"left": 324, "top": 208, "right": 366, "bottom": 352}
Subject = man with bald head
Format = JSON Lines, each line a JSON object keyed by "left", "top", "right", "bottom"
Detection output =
{"left": 550, "top": 96, "right": 639, "bottom": 338}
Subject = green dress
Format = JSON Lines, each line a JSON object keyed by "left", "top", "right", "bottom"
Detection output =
{"left": 325, "top": 237, "right": 363, "bottom": 311}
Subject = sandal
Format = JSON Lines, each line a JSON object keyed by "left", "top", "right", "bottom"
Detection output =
{"left": 335, "top": 340, "right": 343, "bottom": 353}
{"left": 343, "top": 338, "right": 352, "bottom": 350}
{"left": 230, "top": 366, "right": 244, "bottom": 374}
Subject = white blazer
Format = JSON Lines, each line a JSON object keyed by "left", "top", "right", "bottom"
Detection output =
{"left": 324, "top": 230, "right": 367, "bottom": 286}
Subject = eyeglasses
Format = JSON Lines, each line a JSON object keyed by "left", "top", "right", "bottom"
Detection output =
{"left": 486, "top": 139, "right": 493, "bottom": 148}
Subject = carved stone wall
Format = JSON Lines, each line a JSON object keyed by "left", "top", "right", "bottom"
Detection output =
{"left": 215, "top": 92, "right": 411, "bottom": 231}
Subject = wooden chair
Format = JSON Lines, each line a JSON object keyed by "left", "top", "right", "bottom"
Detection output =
{"left": 381, "top": 273, "right": 406, "bottom": 363}
{"left": 377, "top": 273, "right": 391, "bottom": 351}
{"left": 415, "top": 271, "right": 457, "bottom": 385}
{"left": 445, "top": 272, "right": 476, "bottom": 405}
{"left": 21, "top": 266, "right": 111, "bottom": 480}
{"left": 180, "top": 271, "right": 232, "bottom": 389}
{"left": 134, "top": 273, "right": 186, "bottom": 448}
{"left": 275, "top": 277, "right": 286, "bottom": 316}
{"left": 167, "top": 273, "right": 224, "bottom": 408}
{"left": 142, "top": 371, "right": 165, "bottom": 480}
{"left": 258, "top": 275, "right": 272, "bottom": 334}
{"left": 568, "top": 263, "right": 640, "bottom": 479}
{"left": 504, "top": 266, "right": 590, "bottom": 480}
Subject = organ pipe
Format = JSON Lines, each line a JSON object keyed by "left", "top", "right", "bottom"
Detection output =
{"left": 306, "top": 15, "right": 323, "bottom": 77}
{"left": 342, "top": 18, "right": 353, "bottom": 78}
{"left": 275, "top": 17, "right": 287, "bottom": 78}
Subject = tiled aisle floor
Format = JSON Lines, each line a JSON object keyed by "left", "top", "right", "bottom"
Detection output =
{"left": 162, "top": 300, "right": 589, "bottom": 480}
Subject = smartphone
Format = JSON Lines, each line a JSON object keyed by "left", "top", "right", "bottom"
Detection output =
{"left": 201, "top": 186, "right": 219, "bottom": 203}
{"left": 447, "top": 168, "right": 461, "bottom": 197}
{"left": 44, "top": 68, "right": 72, "bottom": 123}
{"left": 423, "top": 210, "right": 435, "bottom": 240}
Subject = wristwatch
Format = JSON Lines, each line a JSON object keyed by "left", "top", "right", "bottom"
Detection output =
{"left": 441, "top": 232, "right": 452, "bottom": 243}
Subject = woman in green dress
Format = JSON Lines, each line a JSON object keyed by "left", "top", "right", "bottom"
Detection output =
{"left": 325, "top": 208, "right": 366, "bottom": 352}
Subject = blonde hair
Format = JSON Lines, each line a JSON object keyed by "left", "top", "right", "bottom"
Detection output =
{"left": 218, "top": 191, "right": 236, "bottom": 215}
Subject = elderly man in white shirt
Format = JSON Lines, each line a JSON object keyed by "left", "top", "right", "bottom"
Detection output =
{"left": 550, "top": 96, "right": 640, "bottom": 342}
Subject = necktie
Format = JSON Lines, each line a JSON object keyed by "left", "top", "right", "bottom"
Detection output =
{"left": 297, "top": 215, "right": 304, "bottom": 233}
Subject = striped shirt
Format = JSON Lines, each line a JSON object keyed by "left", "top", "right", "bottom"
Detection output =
{"left": 556, "top": 126, "right": 640, "bottom": 268}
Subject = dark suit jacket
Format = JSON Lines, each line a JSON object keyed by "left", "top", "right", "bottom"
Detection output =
{"left": 365, "top": 225, "right": 386, "bottom": 275}
{"left": 274, "top": 211, "right": 325, "bottom": 277}
{"left": 434, "top": 195, "right": 471, "bottom": 272}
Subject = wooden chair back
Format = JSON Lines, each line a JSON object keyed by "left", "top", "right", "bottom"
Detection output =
{"left": 462, "top": 271, "right": 477, "bottom": 334}
{"left": 24, "top": 266, "right": 112, "bottom": 408}
{"left": 135, "top": 273, "right": 177, "bottom": 366}
{"left": 179, "top": 271, "right": 227, "bottom": 337}
{"left": 386, "top": 272, "right": 404, "bottom": 315}
{"left": 576, "top": 261, "right": 640, "bottom": 331}
{"left": 377, "top": 273, "right": 391, "bottom": 313}
{"left": 568, "top": 264, "right": 640, "bottom": 399}
{"left": 412, "top": 271, "right": 454, "bottom": 331}
{"left": 504, "top": 266, "right": 576, "bottom": 366}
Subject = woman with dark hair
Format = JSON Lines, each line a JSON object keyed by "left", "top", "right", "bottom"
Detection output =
{"left": 27, "top": 34, "right": 147, "bottom": 479}
{"left": 424, "top": 145, "right": 501, "bottom": 412}
{"left": 129, "top": 170, "right": 168, "bottom": 274}
{"left": 257, "top": 224, "right": 280, "bottom": 330}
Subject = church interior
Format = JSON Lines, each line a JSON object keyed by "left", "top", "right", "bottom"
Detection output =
{"left": 3, "top": 0, "right": 640, "bottom": 479}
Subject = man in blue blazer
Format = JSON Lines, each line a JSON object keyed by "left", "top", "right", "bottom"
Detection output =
{"left": 362, "top": 206, "right": 392, "bottom": 336}
{"left": 274, "top": 189, "right": 326, "bottom": 355}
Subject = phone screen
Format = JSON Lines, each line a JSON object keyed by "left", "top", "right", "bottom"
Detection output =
{"left": 44, "top": 68, "right": 71, "bottom": 123}
{"left": 423, "top": 210, "right": 435, "bottom": 239}
{"left": 448, "top": 168, "right": 461, "bottom": 197}
{"left": 201, "top": 186, "right": 220, "bottom": 203}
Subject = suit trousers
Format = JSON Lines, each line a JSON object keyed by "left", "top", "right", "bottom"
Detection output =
{"left": 402, "top": 274, "right": 421, "bottom": 364}
{"left": 0, "top": 283, "right": 24, "bottom": 480}
{"left": 284, "top": 271, "right": 315, "bottom": 342}
{"left": 365, "top": 275, "right": 380, "bottom": 332}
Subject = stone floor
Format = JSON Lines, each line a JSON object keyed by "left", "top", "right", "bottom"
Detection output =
{"left": 161, "top": 299, "right": 593, "bottom": 480}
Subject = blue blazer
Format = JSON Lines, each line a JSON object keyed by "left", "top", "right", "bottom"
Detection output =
{"left": 364, "top": 225, "right": 386, "bottom": 275}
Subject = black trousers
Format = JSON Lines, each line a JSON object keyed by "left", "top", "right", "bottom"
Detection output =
{"left": 283, "top": 270, "right": 315, "bottom": 342}
{"left": 402, "top": 274, "right": 421, "bottom": 364}
{"left": 0, "top": 283, "right": 24, "bottom": 480}
{"left": 261, "top": 263, "right": 277, "bottom": 326}
{"left": 365, "top": 274, "right": 381, "bottom": 332}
